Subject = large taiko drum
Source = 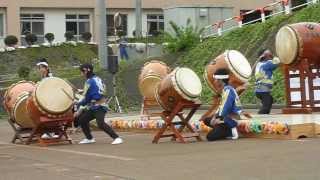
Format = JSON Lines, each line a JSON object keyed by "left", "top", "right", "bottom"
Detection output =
{"left": 155, "top": 67, "right": 202, "bottom": 112}
{"left": 26, "top": 77, "right": 74, "bottom": 124}
{"left": 275, "top": 22, "right": 320, "bottom": 65}
{"left": 138, "top": 60, "right": 171, "bottom": 100}
{"left": 3, "top": 81, "right": 35, "bottom": 116}
{"left": 204, "top": 50, "right": 252, "bottom": 95}
{"left": 12, "top": 92, "right": 35, "bottom": 128}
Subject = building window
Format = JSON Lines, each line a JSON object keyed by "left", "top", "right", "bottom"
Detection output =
{"left": 20, "top": 14, "right": 45, "bottom": 45}
{"left": 147, "top": 15, "right": 164, "bottom": 36}
{"left": 66, "top": 14, "right": 90, "bottom": 41}
{"left": 0, "top": 14, "right": 3, "bottom": 37}
{"left": 106, "top": 14, "right": 127, "bottom": 36}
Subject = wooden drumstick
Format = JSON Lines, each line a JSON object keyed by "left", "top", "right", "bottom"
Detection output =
{"left": 61, "top": 88, "right": 74, "bottom": 100}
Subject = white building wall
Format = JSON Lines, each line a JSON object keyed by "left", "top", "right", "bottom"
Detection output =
{"left": 20, "top": 8, "right": 94, "bottom": 43}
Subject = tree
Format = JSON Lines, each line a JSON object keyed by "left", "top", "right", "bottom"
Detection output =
{"left": 25, "top": 33, "right": 38, "bottom": 46}
{"left": 17, "top": 66, "right": 31, "bottom": 79}
{"left": 4, "top": 35, "right": 18, "bottom": 47}
{"left": 163, "top": 18, "right": 204, "bottom": 53}
{"left": 65, "top": 31, "right": 75, "bottom": 41}
{"left": 45, "top": 33, "right": 55, "bottom": 44}
{"left": 81, "top": 32, "right": 92, "bottom": 42}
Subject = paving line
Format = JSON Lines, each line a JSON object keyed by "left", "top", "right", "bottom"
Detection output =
{"left": 0, "top": 140, "right": 135, "bottom": 161}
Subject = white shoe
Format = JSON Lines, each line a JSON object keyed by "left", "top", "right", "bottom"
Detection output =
{"left": 111, "top": 137, "right": 123, "bottom": 145}
{"left": 51, "top": 134, "right": 59, "bottom": 138}
{"left": 231, "top": 127, "right": 239, "bottom": 140}
{"left": 41, "top": 133, "right": 50, "bottom": 139}
{"left": 79, "top": 138, "right": 96, "bottom": 144}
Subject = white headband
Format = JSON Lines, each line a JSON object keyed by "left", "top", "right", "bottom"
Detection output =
{"left": 213, "top": 74, "right": 229, "bottom": 79}
{"left": 37, "top": 62, "right": 49, "bottom": 67}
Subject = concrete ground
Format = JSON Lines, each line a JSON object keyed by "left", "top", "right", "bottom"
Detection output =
{"left": 0, "top": 110, "right": 320, "bottom": 180}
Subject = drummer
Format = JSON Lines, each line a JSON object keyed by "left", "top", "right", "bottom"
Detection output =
{"left": 204, "top": 68, "right": 242, "bottom": 141}
{"left": 36, "top": 58, "right": 59, "bottom": 139}
{"left": 75, "top": 63, "right": 123, "bottom": 145}
{"left": 254, "top": 49, "right": 280, "bottom": 114}
{"left": 36, "top": 58, "right": 53, "bottom": 79}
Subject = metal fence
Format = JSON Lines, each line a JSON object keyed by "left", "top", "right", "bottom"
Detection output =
{"left": 201, "top": 0, "right": 320, "bottom": 39}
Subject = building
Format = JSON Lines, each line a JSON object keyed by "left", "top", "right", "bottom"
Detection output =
{"left": 0, "top": 0, "right": 276, "bottom": 46}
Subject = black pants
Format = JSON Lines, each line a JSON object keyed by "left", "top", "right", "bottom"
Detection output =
{"left": 256, "top": 92, "right": 273, "bottom": 114}
{"left": 77, "top": 108, "right": 119, "bottom": 140}
{"left": 203, "top": 118, "right": 231, "bottom": 141}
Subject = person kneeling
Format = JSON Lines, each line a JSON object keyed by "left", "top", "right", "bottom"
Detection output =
{"left": 75, "top": 63, "right": 123, "bottom": 145}
{"left": 205, "top": 68, "right": 243, "bottom": 141}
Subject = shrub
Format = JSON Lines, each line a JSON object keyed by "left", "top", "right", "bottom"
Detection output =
{"left": 45, "top": 33, "right": 55, "bottom": 44}
{"left": 164, "top": 18, "right": 204, "bottom": 53}
{"left": 65, "top": 31, "right": 75, "bottom": 41}
{"left": 25, "top": 33, "right": 38, "bottom": 46}
{"left": 81, "top": 32, "right": 92, "bottom": 42}
{"left": 4, "top": 35, "right": 18, "bottom": 47}
{"left": 116, "top": 30, "right": 126, "bottom": 38}
{"left": 17, "top": 66, "right": 31, "bottom": 79}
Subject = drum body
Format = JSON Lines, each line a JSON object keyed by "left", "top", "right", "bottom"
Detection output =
{"left": 155, "top": 67, "right": 202, "bottom": 112}
{"left": 12, "top": 92, "right": 35, "bottom": 128}
{"left": 138, "top": 60, "right": 171, "bottom": 100}
{"left": 26, "top": 77, "right": 74, "bottom": 124}
{"left": 276, "top": 22, "right": 320, "bottom": 65}
{"left": 204, "top": 50, "right": 252, "bottom": 95}
{"left": 3, "top": 81, "right": 35, "bottom": 116}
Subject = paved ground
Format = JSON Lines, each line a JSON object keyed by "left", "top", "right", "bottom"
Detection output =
{"left": 0, "top": 111, "right": 320, "bottom": 180}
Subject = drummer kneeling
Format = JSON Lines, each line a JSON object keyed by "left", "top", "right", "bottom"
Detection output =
{"left": 75, "top": 63, "right": 123, "bottom": 145}
{"left": 204, "top": 69, "right": 244, "bottom": 141}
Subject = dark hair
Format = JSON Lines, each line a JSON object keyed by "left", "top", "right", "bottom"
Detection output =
{"left": 37, "top": 58, "right": 51, "bottom": 77}
{"left": 38, "top": 58, "right": 48, "bottom": 64}
{"left": 258, "top": 49, "right": 267, "bottom": 57}
{"left": 214, "top": 68, "right": 230, "bottom": 84}
{"left": 79, "top": 63, "right": 94, "bottom": 78}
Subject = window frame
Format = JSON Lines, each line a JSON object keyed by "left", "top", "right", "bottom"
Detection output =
{"left": 65, "top": 14, "right": 91, "bottom": 41}
{"left": 147, "top": 14, "right": 164, "bottom": 36}
{"left": 20, "top": 13, "right": 45, "bottom": 45}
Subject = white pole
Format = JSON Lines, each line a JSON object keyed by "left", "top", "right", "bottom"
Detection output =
{"left": 96, "top": 0, "right": 108, "bottom": 69}
{"left": 135, "top": 0, "right": 142, "bottom": 38}
{"left": 261, "top": 12, "right": 266, "bottom": 22}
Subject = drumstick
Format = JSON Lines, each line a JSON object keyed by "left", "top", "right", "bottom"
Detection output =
{"left": 61, "top": 88, "right": 74, "bottom": 100}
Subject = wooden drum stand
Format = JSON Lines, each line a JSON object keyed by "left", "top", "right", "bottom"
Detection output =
{"left": 282, "top": 59, "right": 320, "bottom": 114}
{"left": 152, "top": 100, "right": 202, "bottom": 143}
{"left": 9, "top": 116, "right": 73, "bottom": 146}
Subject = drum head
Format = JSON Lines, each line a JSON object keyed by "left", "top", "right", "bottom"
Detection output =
{"left": 175, "top": 68, "right": 202, "bottom": 98}
{"left": 275, "top": 25, "right": 298, "bottom": 65}
{"left": 13, "top": 93, "right": 34, "bottom": 128}
{"left": 35, "top": 77, "right": 74, "bottom": 114}
{"left": 226, "top": 50, "right": 252, "bottom": 82}
{"left": 139, "top": 75, "right": 161, "bottom": 99}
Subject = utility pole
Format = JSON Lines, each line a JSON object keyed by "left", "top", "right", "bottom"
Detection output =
{"left": 96, "top": 0, "right": 108, "bottom": 69}
{"left": 135, "top": 0, "right": 142, "bottom": 38}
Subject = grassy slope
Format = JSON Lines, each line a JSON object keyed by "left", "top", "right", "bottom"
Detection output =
{"left": 177, "top": 4, "right": 320, "bottom": 104}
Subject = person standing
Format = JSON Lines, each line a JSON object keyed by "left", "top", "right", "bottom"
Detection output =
{"left": 75, "top": 63, "right": 123, "bottom": 145}
{"left": 119, "top": 37, "right": 129, "bottom": 61}
{"left": 255, "top": 49, "right": 280, "bottom": 114}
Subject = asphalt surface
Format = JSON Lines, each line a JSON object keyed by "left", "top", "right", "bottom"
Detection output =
{"left": 0, "top": 116, "right": 319, "bottom": 180}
